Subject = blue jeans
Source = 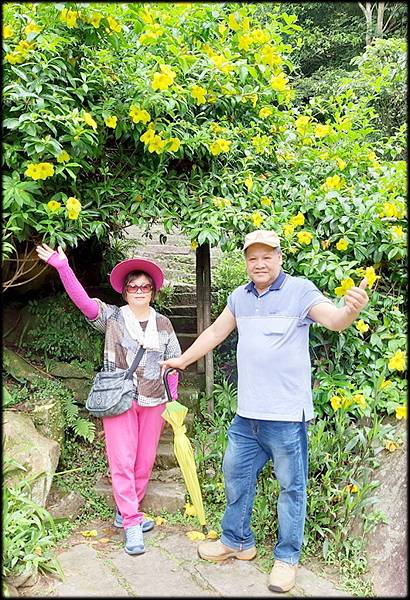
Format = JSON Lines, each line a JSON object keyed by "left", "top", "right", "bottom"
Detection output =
{"left": 220, "top": 414, "right": 308, "bottom": 565}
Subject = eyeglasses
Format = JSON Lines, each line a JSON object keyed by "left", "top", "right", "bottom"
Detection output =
{"left": 126, "top": 283, "right": 153, "bottom": 294}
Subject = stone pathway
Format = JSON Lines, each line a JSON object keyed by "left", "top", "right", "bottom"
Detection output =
{"left": 22, "top": 521, "right": 352, "bottom": 598}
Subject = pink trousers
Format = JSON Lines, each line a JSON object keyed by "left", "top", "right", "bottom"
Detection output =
{"left": 102, "top": 401, "right": 166, "bottom": 528}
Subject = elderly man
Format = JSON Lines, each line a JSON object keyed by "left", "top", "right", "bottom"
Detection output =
{"left": 161, "top": 229, "right": 368, "bottom": 593}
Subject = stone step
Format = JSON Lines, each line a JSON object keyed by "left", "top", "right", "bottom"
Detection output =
{"left": 169, "top": 304, "right": 197, "bottom": 317}
{"left": 94, "top": 472, "right": 186, "bottom": 515}
{"left": 169, "top": 315, "right": 197, "bottom": 334}
{"left": 178, "top": 333, "right": 198, "bottom": 353}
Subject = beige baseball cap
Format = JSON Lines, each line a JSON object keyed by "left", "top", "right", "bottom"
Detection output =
{"left": 243, "top": 229, "right": 281, "bottom": 252}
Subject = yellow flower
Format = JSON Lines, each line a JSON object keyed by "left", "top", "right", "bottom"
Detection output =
{"left": 186, "top": 531, "right": 206, "bottom": 541}
{"left": 321, "top": 239, "right": 330, "bottom": 249}
{"left": 129, "top": 106, "right": 151, "bottom": 124}
{"left": 148, "top": 135, "right": 166, "bottom": 154}
{"left": 336, "top": 238, "right": 349, "bottom": 251}
{"left": 238, "top": 34, "right": 252, "bottom": 51}
{"left": 167, "top": 137, "right": 181, "bottom": 152}
{"left": 5, "top": 52, "right": 27, "bottom": 64}
{"left": 390, "top": 226, "right": 404, "bottom": 239}
{"left": 330, "top": 395, "right": 342, "bottom": 411}
{"left": 380, "top": 379, "right": 392, "bottom": 390}
{"left": 134, "top": 194, "right": 143, "bottom": 203}
{"left": 88, "top": 13, "right": 103, "bottom": 28}
{"left": 290, "top": 213, "right": 305, "bottom": 227}
{"left": 367, "top": 150, "right": 377, "bottom": 161}
{"left": 80, "top": 529, "right": 98, "bottom": 537}
{"left": 191, "top": 241, "right": 198, "bottom": 251}
{"left": 104, "top": 115, "right": 118, "bottom": 129}
{"left": 295, "top": 115, "right": 310, "bottom": 134}
{"left": 283, "top": 223, "right": 295, "bottom": 237}
{"left": 322, "top": 174, "right": 343, "bottom": 191}
{"left": 395, "top": 405, "right": 407, "bottom": 420}
{"left": 270, "top": 72, "right": 289, "bottom": 92}
{"left": 68, "top": 210, "right": 80, "bottom": 220}
{"left": 210, "top": 122, "right": 223, "bottom": 134}
{"left": 107, "top": 16, "right": 121, "bottom": 33}
{"left": 152, "top": 65, "right": 176, "bottom": 91}
{"left": 60, "top": 8, "right": 79, "bottom": 29}
{"left": 25, "top": 162, "right": 54, "bottom": 180}
{"left": 227, "top": 13, "right": 241, "bottom": 31}
{"left": 315, "top": 124, "right": 331, "bottom": 137}
{"left": 47, "top": 200, "right": 61, "bottom": 212}
{"left": 140, "top": 126, "right": 156, "bottom": 145}
{"left": 155, "top": 516, "right": 166, "bottom": 525}
{"left": 336, "top": 157, "right": 346, "bottom": 170}
{"left": 388, "top": 350, "right": 406, "bottom": 372}
{"left": 66, "top": 197, "right": 82, "bottom": 212}
{"left": 251, "top": 134, "right": 270, "bottom": 154}
{"left": 335, "top": 277, "right": 355, "bottom": 297}
{"left": 191, "top": 85, "right": 207, "bottom": 105}
{"left": 384, "top": 440, "right": 399, "bottom": 452}
{"left": 251, "top": 29, "right": 270, "bottom": 44}
{"left": 57, "top": 150, "right": 70, "bottom": 163}
{"left": 355, "top": 320, "right": 369, "bottom": 333}
{"left": 297, "top": 231, "right": 313, "bottom": 245}
{"left": 210, "top": 54, "right": 234, "bottom": 73}
{"left": 218, "top": 23, "right": 227, "bottom": 35}
{"left": 344, "top": 484, "right": 359, "bottom": 494}
{"left": 251, "top": 212, "right": 264, "bottom": 228}
{"left": 258, "top": 44, "right": 282, "bottom": 67}
{"left": 207, "top": 530, "right": 219, "bottom": 540}
{"left": 261, "top": 196, "right": 272, "bottom": 207}
{"left": 382, "top": 201, "right": 400, "bottom": 218}
{"left": 140, "top": 9, "right": 153, "bottom": 24}
{"left": 259, "top": 107, "right": 273, "bottom": 118}
{"left": 361, "top": 266, "right": 379, "bottom": 288}
{"left": 83, "top": 112, "right": 97, "bottom": 130}
{"left": 25, "top": 21, "right": 42, "bottom": 35}
{"left": 210, "top": 139, "right": 231, "bottom": 156}
{"left": 184, "top": 503, "right": 197, "bottom": 517}
{"left": 3, "top": 24, "right": 14, "bottom": 39}
{"left": 244, "top": 176, "right": 253, "bottom": 191}
{"left": 352, "top": 393, "right": 366, "bottom": 409}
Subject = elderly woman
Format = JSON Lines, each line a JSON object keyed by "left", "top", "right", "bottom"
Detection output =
{"left": 36, "top": 243, "right": 181, "bottom": 555}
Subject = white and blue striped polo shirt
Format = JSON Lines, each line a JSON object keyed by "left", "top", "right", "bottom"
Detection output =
{"left": 227, "top": 271, "right": 333, "bottom": 422}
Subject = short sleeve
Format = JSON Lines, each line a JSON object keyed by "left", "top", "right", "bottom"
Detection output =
{"left": 298, "top": 280, "right": 333, "bottom": 324}
{"left": 227, "top": 291, "right": 236, "bottom": 317}
{"left": 85, "top": 298, "right": 118, "bottom": 333}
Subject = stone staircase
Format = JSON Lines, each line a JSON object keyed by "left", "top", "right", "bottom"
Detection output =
{"left": 95, "top": 225, "right": 220, "bottom": 516}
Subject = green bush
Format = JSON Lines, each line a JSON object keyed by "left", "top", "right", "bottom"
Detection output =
{"left": 2, "top": 457, "right": 63, "bottom": 591}
{"left": 23, "top": 293, "right": 103, "bottom": 369}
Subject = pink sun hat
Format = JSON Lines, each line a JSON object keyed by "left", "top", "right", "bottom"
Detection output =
{"left": 109, "top": 258, "right": 165, "bottom": 293}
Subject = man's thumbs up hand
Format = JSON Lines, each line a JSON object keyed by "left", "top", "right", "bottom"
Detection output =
{"left": 344, "top": 277, "right": 369, "bottom": 314}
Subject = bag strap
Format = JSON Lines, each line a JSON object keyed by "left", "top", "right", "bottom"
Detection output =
{"left": 125, "top": 345, "right": 146, "bottom": 379}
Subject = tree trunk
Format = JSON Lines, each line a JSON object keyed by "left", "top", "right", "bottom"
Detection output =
{"left": 196, "top": 243, "right": 214, "bottom": 412}
{"left": 358, "top": 1, "right": 374, "bottom": 46}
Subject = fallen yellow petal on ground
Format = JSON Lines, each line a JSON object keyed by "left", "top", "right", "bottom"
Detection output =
{"left": 80, "top": 530, "right": 98, "bottom": 537}
{"left": 186, "top": 531, "right": 206, "bottom": 541}
{"left": 207, "top": 530, "right": 219, "bottom": 539}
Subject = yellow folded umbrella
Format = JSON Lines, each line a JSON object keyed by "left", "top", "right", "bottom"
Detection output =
{"left": 162, "top": 370, "right": 207, "bottom": 532}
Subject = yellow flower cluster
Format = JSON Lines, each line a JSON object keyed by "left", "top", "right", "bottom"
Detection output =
{"left": 256, "top": 44, "right": 282, "bottom": 67}
{"left": 330, "top": 392, "right": 366, "bottom": 411}
{"left": 151, "top": 64, "right": 176, "bottom": 91}
{"left": 25, "top": 21, "right": 42, "bottom": 35}
{"left": 388, "top": 350, "right": 406, "bottom": 372}
{"left": 355, "top": 265, "right": 379, "bottom": 288}
{"left": 290, "top": 213, "right": 305, "bottom": 227}
{"left": 106, "top": 16, "right": 121, "bottom": 33}
{"left": 295, "top": 115, "right": 310, "bottom": 134}
{"left": 66, "top": 196, "right": 82, "bottom": 220}
{"left": 315, "top": 124, "right": 331, "bottom": 138}
{"left": 251, "top": 135, "right": 270, "bottom": 154}
{"left": 210, "top": 52, "right": 235, "bottom": 73}
{"left": 25, "top": 162, "right": 54, "bottom": 180}
{"left": 5, "top": 40, "right": 34, "bottom": 64}
{"left": 139, "top": 125, "right": 181, "bottom": 154}
{"left": 381, "top": 201, "right": 405, "bottom": 219}
{"left": 335, "top": 277, "right": 355, "bottom": 297}
{"left": 270, "top": 72, "right": 289, "bottom": 92}
{"left": 210, "top": 138, "right": 231, "bottom": 156}
{"left": 87, "top": 13, "right": 103, "bottom": 28}
{"left": 390, "top": 225, "right": 404, "bottom": 239}
{"left": 139, "top": 24, "right": 164, "bottom": 45}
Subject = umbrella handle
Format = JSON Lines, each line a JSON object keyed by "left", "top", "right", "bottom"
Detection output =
{"left": 163, "top": 367, "right": 181, "bottom": 401}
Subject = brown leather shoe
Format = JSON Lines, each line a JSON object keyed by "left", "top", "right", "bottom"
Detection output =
{"left": 197, "top": 539, "right": 257, "bottom": 562}
{"left": 268, "top": 560, "right": 298, "bottom": 592}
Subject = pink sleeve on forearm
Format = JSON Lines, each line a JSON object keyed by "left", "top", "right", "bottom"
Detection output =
{"left": 167, "top": 371, "right": 179, "bottom": 400}
{"left": 49, "top": 257, "right": 99, "bottom": 320}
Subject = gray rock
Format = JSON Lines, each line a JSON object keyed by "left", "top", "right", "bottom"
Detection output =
{"left": 27, "top": 388, "right": 65, "bottom": 447}
{"left": 3, "top": 347, "right": 51, "bottom": 384}
{"left": 3, "top": 411, "right": 60, "bottom": 507}
{"left": 46, "top": 489, "right": 85, "bottom": 520}
{"left": 48, "top": 361, "right": 94, "bottom": 380}
{"left": 7, "top": 567, "right": 38, "bottom": 589}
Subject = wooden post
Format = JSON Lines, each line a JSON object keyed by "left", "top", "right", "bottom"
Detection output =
{"left": 196, "top": 243, "right": 214, "bottom": 412}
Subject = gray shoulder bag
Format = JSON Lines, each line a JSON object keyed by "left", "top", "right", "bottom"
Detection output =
{"left": 85, "top": 346, "right": 146, "bottom": 418}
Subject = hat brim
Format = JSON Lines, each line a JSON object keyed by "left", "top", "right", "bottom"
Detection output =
{"left": 243, "top": 240, "right": 280, "bottom": 251}
{"left": 109, "top": 258, "right": 164, "bottom": 293}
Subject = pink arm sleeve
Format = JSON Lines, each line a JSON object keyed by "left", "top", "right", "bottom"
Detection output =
{"left": 166, "top": 371, "right": 179, "bottom": 400}
{"left": 47, "top": 253, "right": 99, "bottom": 320}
